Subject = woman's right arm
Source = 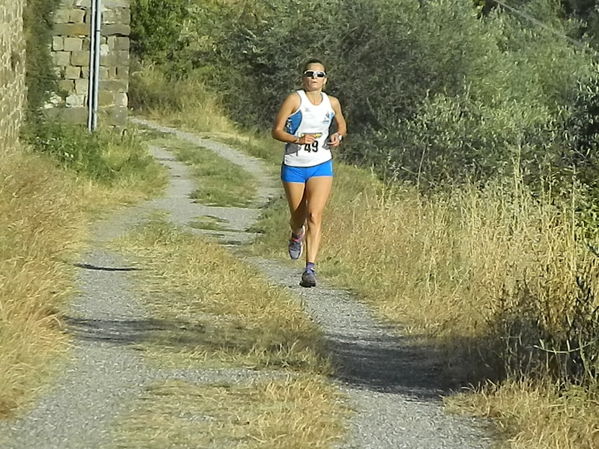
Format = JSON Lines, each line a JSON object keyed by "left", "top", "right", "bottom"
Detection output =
{"left": 272, "top": 94, "right": 312, "bottom": 145}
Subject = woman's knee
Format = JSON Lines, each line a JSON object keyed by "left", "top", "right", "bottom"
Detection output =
{"left": 307, "top": 210, "right": 323, "bottom": 226}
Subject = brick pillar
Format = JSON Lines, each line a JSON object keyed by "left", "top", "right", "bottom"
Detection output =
{"left": 48, "top": 0, "right": 130, "bottom": 127}
{"left": 0, "top": 0, "right": 26, "bottom": 151}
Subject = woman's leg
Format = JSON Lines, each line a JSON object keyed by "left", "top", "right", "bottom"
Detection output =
{"left": 304, "top": 176, "right": 333, "bottom": 264}
{"left": 283, "top": 181, "right": 307, "bottom": 234}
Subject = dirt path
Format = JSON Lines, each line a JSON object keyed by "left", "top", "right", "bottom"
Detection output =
{"left": 0, "top": 118, "right": 495, "bottom": 449}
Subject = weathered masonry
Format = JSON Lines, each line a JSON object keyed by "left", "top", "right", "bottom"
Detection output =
{"left": 49, "top": 0, "right": 130, "bottom": 126}
{"left": 0, "top": 0, "right": 26, "bottom": 150}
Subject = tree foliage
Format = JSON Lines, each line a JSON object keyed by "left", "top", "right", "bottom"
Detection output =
{"left": 23, "top": 0, "right": 61, "bottom": 123}
{"left": 130, "top": 0, "right": 599, "bottom": 195}
{"left": 130, "top": 0, "right": 192, "bottom": 67}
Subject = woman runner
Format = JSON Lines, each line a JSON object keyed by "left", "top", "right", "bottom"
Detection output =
{"left": 271, "top": 59, "right": 347, "bottom": 287}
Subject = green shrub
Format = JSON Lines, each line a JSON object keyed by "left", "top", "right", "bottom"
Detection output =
{"left": 25, "top": 122, "right": 106, "bottom": 178}
{"left": 23, "top": 122, "right": 159, "bottom": 185}
{"left": 562, "top": 73, "right": 599, "bottom": 193}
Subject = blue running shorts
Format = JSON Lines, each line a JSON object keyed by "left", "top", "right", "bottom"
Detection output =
{"left": 281, "top": 159, "right": 334, "bottom": 183}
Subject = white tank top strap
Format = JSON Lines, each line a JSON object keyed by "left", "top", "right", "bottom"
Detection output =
{"left": 320, "top": 92, "right": 332, "bottom": 108}
{"left": 297, "top": 89, "right": 307, "bottom": 103}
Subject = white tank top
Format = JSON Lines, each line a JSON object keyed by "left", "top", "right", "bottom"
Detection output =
{"left": 283, "top": 90, "right": 335, "bottom": 167}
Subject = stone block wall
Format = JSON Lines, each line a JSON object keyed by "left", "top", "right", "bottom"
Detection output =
{"left": 48, "top": 0, "right": 130, "bottom": 126}
{"left": 0, "top": 0, "right": 26, "bottom": 151}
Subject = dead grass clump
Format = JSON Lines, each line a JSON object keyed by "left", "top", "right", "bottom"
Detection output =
{"left": 109, "top": 377, "right": 347, "bottom": 449}
{"left": 446, "top": 380, "right": 599, "bottom": 449}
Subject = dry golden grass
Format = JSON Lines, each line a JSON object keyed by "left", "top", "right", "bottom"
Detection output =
{"left": 131, "top": 64, "right": 236, "bottom": 135}
{"left": 0, "top": 137, "right": 166, "bottom": 418}
{"left": 446, "top": 380, "right": 599, "bottom": 449}
{"left": 0, "top": 147, "right": 85, "bottom": 417}
{"left": 324, "top": 173, "right": 597, "bottom": 344}
{"left": 109, "top": 377, "right": 347, "bottom": 449}
{"left": 117, "top": 218, "right": 329, "bottom": 373}
{"left": 254, "top": 164, "right": 598, "bottom": 370}
{"left": 250, "top": 163, "right": 599, "bottom": 448}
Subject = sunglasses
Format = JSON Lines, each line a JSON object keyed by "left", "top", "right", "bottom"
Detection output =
{"left": 303, "top": 70, "right": 327, "bottom": 79}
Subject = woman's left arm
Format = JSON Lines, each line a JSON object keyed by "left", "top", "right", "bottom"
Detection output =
{"left": 329, "top": 97, "right": 347, "bottom": 147}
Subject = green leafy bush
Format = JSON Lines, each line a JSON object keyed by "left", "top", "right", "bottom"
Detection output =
{"left": 24, "top": 122, "right": 159, "bottom": 185}
{"left": 563, "top": 74, "right": 599, "bottom": 193}
{"left": 25, "top": 122, "right": 107, "bottom": 178}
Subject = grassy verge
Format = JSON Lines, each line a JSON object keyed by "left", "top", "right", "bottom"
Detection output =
{"left": 0, "top": 148, "right": 82, "bottom": 418}
{"left": 26, "top": 122, "right": 166, "bottom": 201}
{"left": 0, "top": 129, "right": 166, "bottom": 418}
{"left": 147, "top": 135, "right": 257, "bottom": 207}
{"left": 131, "top": 64, "right": 236, "bottom": 135}
{"left": 110, "top": 218, "right": 347, "bottom": 447}
{"left": 446, "top": 380, "right": 599, "bottom": 449}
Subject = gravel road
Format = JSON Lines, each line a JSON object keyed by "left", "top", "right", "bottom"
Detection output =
{"left": 0, "top": 118, "right": 496, "bottom": 449}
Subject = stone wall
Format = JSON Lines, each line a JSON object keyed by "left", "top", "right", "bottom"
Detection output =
{"left": 0, "top": 0, "right": 26, "bottom": 151}
{"left": 49, "top": 0, "right": 130, "bottom": 126}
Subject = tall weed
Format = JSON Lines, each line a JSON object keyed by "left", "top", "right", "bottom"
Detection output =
{"left": 252, "top": 162, "right": 599, "bottom": 447}
{"left": 130, "top": 63, "right": 235, "bottom": 134}
{"left": 319, "top": 168, "right": 599, "bottom": 384}
{"left": 0, "top": 147, "right": 84, "bottom": 416}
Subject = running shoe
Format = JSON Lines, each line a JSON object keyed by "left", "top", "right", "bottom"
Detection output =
{"left": 288, "top": 226, "right": 305, "bottom": 260}
{"left": 300, "top": 268, "right": 316, "bottom": 288}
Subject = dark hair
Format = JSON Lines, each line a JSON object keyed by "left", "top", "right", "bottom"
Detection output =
{"left": 303, "top": 58, "right": 326, "bottom": 72}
